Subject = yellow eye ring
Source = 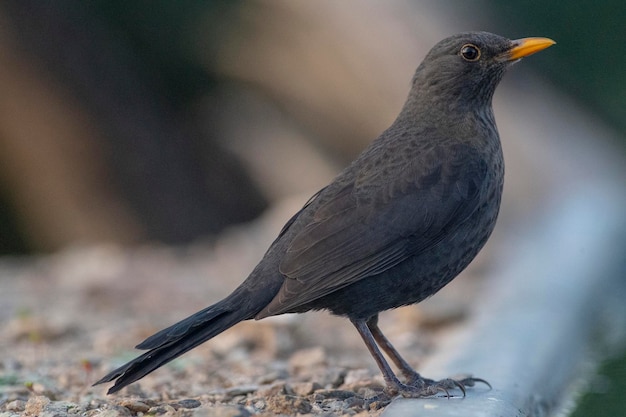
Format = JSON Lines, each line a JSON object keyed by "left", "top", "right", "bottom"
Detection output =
{"left": 460, "top": 44, "right": 481, "bottom": 61}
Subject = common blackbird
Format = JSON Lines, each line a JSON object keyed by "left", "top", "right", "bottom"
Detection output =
{"left": 95, "top": 32, "right": 555, "bottom": 399}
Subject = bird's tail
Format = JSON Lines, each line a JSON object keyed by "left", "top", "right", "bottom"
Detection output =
{"left": 93, "top": 289, "right": 257, "bottom": 394}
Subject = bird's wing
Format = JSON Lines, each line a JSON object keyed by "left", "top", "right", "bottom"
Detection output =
{"left": 258, "top": 143, "right": 491, "bottom": 317}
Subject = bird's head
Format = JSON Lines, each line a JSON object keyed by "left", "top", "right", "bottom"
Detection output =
{"left": 410, "top": 32, "right": 555, "bottom": 111}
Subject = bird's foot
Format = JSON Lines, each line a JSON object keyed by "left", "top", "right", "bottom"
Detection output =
{"left": 388, "top": 374, "right": 491, "bottom": 399}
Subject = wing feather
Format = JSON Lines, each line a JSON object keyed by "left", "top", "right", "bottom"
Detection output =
{"left": 258, "top": 144, "right": 489, "bottom": 317}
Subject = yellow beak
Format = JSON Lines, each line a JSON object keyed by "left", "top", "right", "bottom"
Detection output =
{"left": 504, "top": 37, "right": 556, "bottom": 61}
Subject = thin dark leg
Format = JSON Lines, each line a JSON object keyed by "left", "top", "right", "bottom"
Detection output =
{"left": 350, "top": 318, "right": 404, "bottom": 391}
{"left": 358, "top": 315, "right": 491, "bottom": 398}
{"left": 366, "top": 315, "right": 422, "bottom": 382}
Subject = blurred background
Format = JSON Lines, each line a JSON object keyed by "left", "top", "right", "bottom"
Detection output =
{"left": 0, "top": 0, "right": 623, "bottom": 254}
{"left": 0, "top": 1, "right": 624, "bottom": 415}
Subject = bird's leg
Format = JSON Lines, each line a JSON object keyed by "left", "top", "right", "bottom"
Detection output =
{"left": 357, "top": 316, "right": 491, "bottom": 398}
{"left": 351, "top": 318, "right": 455, "bottom": 399}
{"left": 366, "top": 315, "right": 424, "bottom": 384}
{"left": 351, "top": 318, "right": 405, "bottom": 393}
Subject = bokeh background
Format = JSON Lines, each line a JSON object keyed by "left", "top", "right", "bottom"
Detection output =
{"left": 0, "top": 1, "right": 624, "bottom": 415}
{"left": 0, "top": 0, "right": 623, "bottom": 255}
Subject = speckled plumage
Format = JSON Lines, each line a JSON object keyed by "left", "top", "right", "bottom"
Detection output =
{"left": 96, "top": 32, "right": 554, "bottom": 398}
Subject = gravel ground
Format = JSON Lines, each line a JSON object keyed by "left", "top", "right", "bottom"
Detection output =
{"left": 0, "top": 200, "right": 485, "bottom": 417}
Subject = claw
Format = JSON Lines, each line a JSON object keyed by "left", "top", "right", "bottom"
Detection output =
{"left": 449, "top": 378, "right": 467, "bottom": 397}
{"left": 463, "top": 377, "right": 492, "bottom": 390}
{"left": 435, "top": 384, "right": 452, "bottom": 399}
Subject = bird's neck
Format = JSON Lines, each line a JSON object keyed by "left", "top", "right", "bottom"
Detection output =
{"left": 397, "top": 91, "right": 495, "bottom": 130}
{"left": 390, "top": 91, "right": 500, "bottom": 153}
{"left": 408, "top": 82, "right": 496, "bottom": 113}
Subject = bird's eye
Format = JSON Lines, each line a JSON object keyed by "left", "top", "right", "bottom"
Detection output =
{"left": 460, "top": 44, "right": 481, "bottom": 61}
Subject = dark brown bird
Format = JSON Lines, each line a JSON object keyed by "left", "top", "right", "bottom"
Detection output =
{"left": 95, "top": 32, "right": 554, "bottom": 398}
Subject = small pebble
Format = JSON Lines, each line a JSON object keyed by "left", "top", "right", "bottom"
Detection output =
{"left": 119, "top": 399, "right": 151, "bottom": 413}
{"left": 289, "top": 381, "right": 322, "bottom": 396}
{"left": 255, "top": 382, "right": 287, "bottom": 397}
{"left": 24, "top": 395, "right": 50, "bottom": 415}
{"left": 265, "top": 395, "right": 312, "bottom": 414}
{"left": 5, "top": 399, "right": 26, "bottom": 411}
{"left": 224, "top": 385, "right": 258, "bottom": 397}
{"left": 313, "top": 389, "right": 356, "bottom": 400}
{"left": 94, "top": 406, "right": 133, "bottom": 417}
{"left": 173, "top": 398, "right": 201, "bottom": 409}
{"left": 148, "top": 404, "right": 177, "bottom": 415}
